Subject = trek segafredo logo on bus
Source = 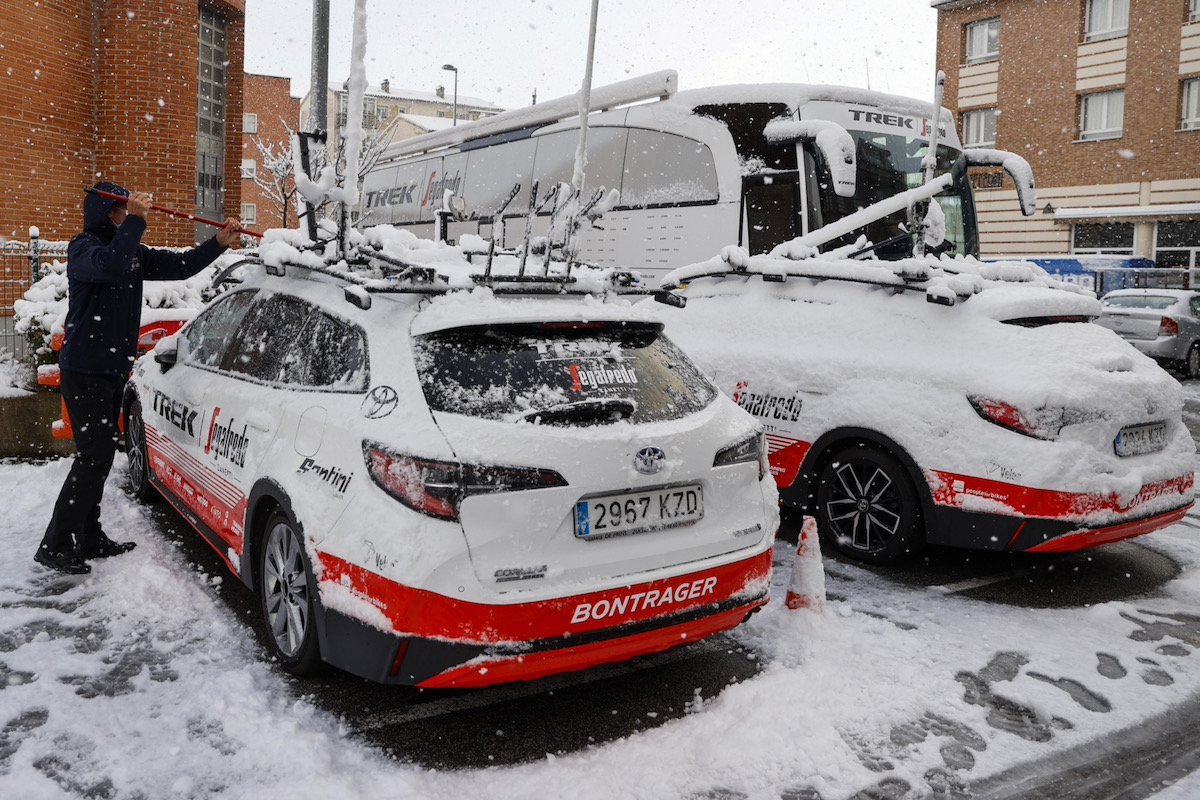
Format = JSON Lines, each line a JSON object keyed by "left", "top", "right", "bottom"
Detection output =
{"left": 363, "top": 170, "right": 463, "bottom": 210}
{"left": 847, "top": 108, "right": 948, "bottom": 139}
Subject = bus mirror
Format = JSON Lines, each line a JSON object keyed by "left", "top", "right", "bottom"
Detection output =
{"left": 763, "top": 118, "right": 857, "bottom": 198}
{"left": 447, "top": 194, "right": 467, "bottom": 220}
{"left": 960, "top": 149, "right": 1037, "bottom": 217}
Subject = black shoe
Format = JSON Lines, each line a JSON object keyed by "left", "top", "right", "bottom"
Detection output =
{"left": 34, "top": 545, "right": 92, "bottom": 575}
{"left": 80, "top": 535, "right": 136, "bottom": 559}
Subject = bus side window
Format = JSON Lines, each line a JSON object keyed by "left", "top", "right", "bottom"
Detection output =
{"left": 622, "top": 130, "right": 718, "bottom": 208}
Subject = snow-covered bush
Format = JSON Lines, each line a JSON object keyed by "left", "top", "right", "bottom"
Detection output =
{"left": 13, "top": 250, "right": 248, "bottom": 372}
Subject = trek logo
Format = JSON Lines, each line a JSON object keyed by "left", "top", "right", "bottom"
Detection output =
{"left": 732, "top": 383, "right": 803, "bottom": 422}
{"left": 297, "top": 457, "right": 353, "bottom": 493}
{"left": 151, "top": 389, "right": 199, "bottom": 437}
{"left": 568, "top": 363, "right": 639, "bottom": 391}
{"left": 364, "top": 170, "right": 463, "bottom": 210}
{"left": 849, "top": 109, "right": 946, "bottom": 139}
{"left": 570, "top": 576, "right": 719, "bottom": 624}
{"left": 205, "top": 408, "right": 250, "bottom": 468}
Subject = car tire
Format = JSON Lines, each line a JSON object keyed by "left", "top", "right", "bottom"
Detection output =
{"left": 1186, "top": 344, "right": 1200, "bottom": 380}
{"left": 814, "top": 443, "right": 924, "bottom": 565}
{"left": 125, "top": 397, "right": 159, "bottom": 502}
{"left": 259, "top": 509, "right": 325, "bottom": 676}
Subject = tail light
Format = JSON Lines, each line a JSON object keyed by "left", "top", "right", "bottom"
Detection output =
{"left": 969, "top": 397, "right": 1060, "bottom": 440}
{"left": 714, "top": 431, "right": 768, "bottom": 480}
{"left": 363, "top": 442, "right": 567, "bottom": 520}
{"left": 968, "top": 397, "right": 1103, "bottom": 441}
{"left": 1159, "top": 317, "right": 1179, "bottom": 336}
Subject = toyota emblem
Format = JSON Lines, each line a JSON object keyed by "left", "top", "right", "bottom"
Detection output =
{"left": 634, "top": 446, "right": 666, "bottom": 474}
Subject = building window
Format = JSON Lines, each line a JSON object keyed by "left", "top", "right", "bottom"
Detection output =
{"left": 965, "top": 18, "right": 1000, "bottom": 63}
{"left": 962, "top": 108, "right": 997, "bottom": 147}
{"left": 1080, "top": 89, "right": 1124, "bottom": 140}
{"left": 241, "top": 204, "right": 257, "bottom": 226}
{"left": 1085, "top": 0, "right": 1128, "bottom": 41}
{"left": 1184, "top": 78, "right": 1200, "bottom": 130}
{"left": 243, "top": 113, "right": 258, "bottom": 134}
{"left": 196, "top": 7, "right": 228, "bottom": 222}
{"left": 376, "top": 105, "right": 390, "bottom": 123}
{"left": 1192, "top": 0, "right": 1200, "bottom": 23}
{"left": 1155, "top": 221, "right": 1200, "bottom": 267}
{"left": 240, "top": 159, "right": 256, "bottom": 180}
{"left": 1073, "top": 222, "right": 1135, "bottom": 254}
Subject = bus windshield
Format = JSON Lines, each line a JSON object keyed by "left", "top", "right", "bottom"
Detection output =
{"left": 820, "top": 132, "right": 979, "bottom": 260}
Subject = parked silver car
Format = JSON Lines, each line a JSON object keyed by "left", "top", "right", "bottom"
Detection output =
{"left": 1095, "top": 288, "right": 1200, "bottom": 379}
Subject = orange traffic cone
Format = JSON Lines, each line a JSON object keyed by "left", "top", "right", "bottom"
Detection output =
{"left": 785, "top": 515, "right": 826, "bottom": 611}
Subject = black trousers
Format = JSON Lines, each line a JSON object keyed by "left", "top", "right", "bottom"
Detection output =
{"left": 40, "top": 370, "right": 125, "bottom": 553}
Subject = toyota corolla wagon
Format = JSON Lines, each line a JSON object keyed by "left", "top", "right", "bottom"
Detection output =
{"left": 123, "top": 249, "right": 778, "bottom": 687}
{"left": 656, "top": 249, "right": 1194, "bottom": 565}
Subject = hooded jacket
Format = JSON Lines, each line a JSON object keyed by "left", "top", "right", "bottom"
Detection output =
{"left": 61, "top": 182, "right": 227, "bottom": 376}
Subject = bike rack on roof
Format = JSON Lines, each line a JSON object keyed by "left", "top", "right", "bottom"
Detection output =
{"left": 216, "top": 250, "right": 681, "bottom": 312}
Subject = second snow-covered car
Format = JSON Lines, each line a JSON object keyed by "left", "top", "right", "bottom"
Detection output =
{"left": 1094, "top": 288, "right": 1200, "bottom": 379}
{"left": 123, "top": 234, "right": 778, "bottom": 687}
{"left": 657, "top": 249, "right": 1195, "bottom": 565}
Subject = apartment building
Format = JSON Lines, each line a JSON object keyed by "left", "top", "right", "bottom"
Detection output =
{"left": 299, "top": 80, "right": 504, "bottom": 154}
{"left": 0, "top": 0, "right": 247, "bottom": 247}
{"left": 933, "top": 0, "right": 1200, "bottom": 267}
{"left": 241, "top": 74, "right": 302, "bottom": 230}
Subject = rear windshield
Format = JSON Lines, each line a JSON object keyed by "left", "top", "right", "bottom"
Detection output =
{"left": 1103, "top": 295, "right": 1176, "bottom": 310}
{"left": 413, "top": 323, "right": 717, "bottom": 425}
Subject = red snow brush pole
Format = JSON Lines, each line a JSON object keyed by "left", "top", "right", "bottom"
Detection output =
{"left": 86, "top": 187, "right": 264, "bottom": 239}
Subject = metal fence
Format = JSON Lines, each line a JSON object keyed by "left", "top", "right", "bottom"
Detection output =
{"left": 1, "top": 233, "right": 67, "bottom": 362}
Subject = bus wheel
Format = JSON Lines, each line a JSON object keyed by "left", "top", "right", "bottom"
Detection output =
{"left": 814, "top": 443, "right": 923, "bottom": 565}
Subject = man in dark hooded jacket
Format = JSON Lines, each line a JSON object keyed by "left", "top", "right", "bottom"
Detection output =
{"left": 35, "top": 181, "right": 241, "bottom": 574}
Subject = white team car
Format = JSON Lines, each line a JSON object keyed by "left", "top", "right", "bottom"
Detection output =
{"left": 122, "top": 233, "right": 777, "bottom": 688}
{"left": 656, "top": 246, "right": 1195, "bottom": 565}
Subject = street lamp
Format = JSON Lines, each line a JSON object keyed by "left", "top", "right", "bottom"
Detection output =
{"left": 442, "top": 63, "right": 458, "bottom": 126}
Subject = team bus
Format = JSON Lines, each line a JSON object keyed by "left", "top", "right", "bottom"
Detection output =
{"left": 359, "top": 70, "right": 1035, "bottom": 278}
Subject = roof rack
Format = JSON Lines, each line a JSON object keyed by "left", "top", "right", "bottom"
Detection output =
{"left": 222, "top": 247, "right": 677, "bottom": 312}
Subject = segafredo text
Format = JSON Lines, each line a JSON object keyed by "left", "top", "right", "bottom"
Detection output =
{"left": 570, "top": 576, "right": 718, "bottom": 624}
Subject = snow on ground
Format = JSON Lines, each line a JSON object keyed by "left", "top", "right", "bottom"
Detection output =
{"left": 2, "top": 444, "right": 1200, "bottom": 798}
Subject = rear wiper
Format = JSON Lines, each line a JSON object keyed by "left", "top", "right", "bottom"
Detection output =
{"left": 517, "top": 398, "right": 637, "bottom": 426}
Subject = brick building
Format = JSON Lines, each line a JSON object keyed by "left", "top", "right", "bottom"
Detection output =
{"left": 0, "top": 0, "right": 246, "bottom": 247}
{"left": 241, "top": 74, "right": 302, "bottom": 230}
{"left": 933, "top": 0, "right": 1200, "bottom": 266}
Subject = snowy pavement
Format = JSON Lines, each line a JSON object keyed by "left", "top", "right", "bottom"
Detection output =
{"left": 3, "top": 451, "right": 1200, "bottom": 798}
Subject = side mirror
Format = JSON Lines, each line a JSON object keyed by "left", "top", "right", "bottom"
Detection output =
{"left": 153, "top": 334, "right": 181, "bottom": 372}
{"left": 956, "top": 149, "right": 1037, "bottom": 217}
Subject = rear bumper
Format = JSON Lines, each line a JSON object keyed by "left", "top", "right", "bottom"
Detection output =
{"left": 923, "top": 501, "right": 1193, "bottom": 552}
{"left": 315, "top": 548, "right": 773, "bottom": 687}
{"left": 1124, "top": 336, "right": 1188, "bottom": 363}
